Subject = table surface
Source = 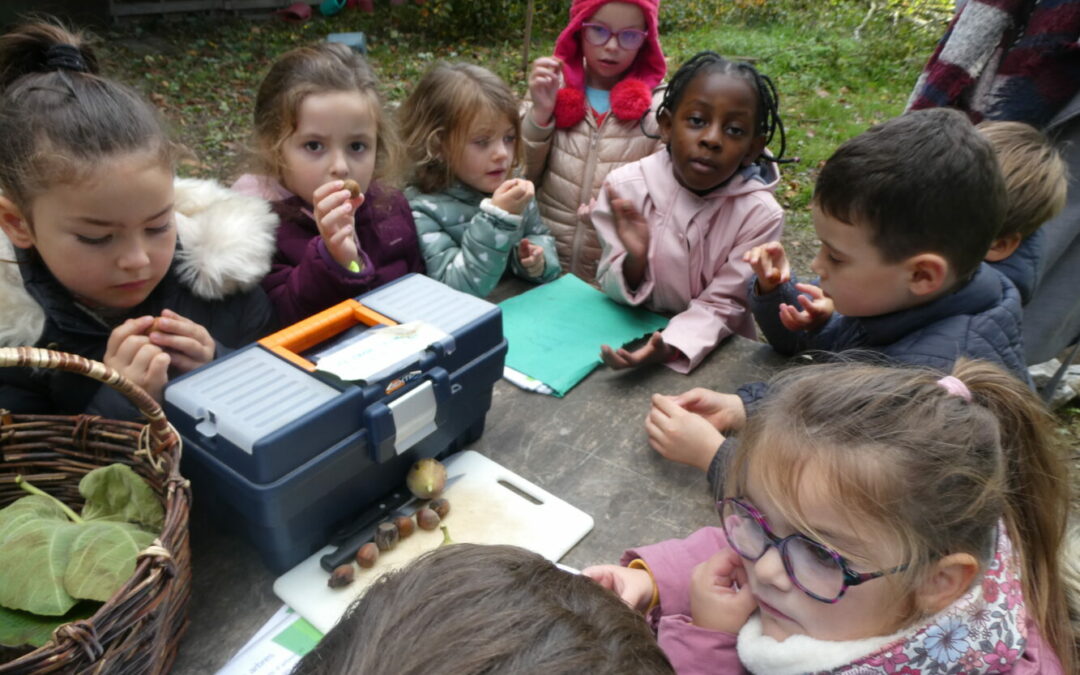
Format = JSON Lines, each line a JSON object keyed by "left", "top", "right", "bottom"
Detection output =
{"left": 171, "top": 280, "right": 786, "bottom": 674}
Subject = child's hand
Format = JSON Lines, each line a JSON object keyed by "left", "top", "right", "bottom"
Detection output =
{"left": 576, "top": 197, "right": 596, "bottom": 226}
{"left": 491, "top": 178, "right": 535, "bottom": 216}
{"left": 528, "top": 56, "right": 562, "bottom": 126}
{"left": 689, "top": 550, "right": 757, "bottom": 633}
{"left": 607, "top": 185, "right": 650, "bottom": 264}
{"left": 148, "top": 308, "right": 215, "bottom": 374}
{"left": 582, "top": 564, "right": 655, "bottom": 612}
{"left": 600, "top": 331, "right": 672, "bottom": 370}
{"left": 670, "top": 388, "right": 747, "bottom": 432}
{"left": 104, "top": 317, "right": 170, "bottom": 402}
{"left": 743, "top": 241, "right": 789, "bottom": 294}
{"left": 518, "top": 238, "right": 545, "bottom": 277}
{"left": 313, "top": 179, "right": 363, "bottom": 270}
{"left": 778, "top": 282, "right": 834, "bottom": 332}
{"left": 645, "top": 394, "right": 724, "bottom": 472}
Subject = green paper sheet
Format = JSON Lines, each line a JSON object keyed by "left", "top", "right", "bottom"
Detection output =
{"left": 499, "top": 275, "right": 668, "bottom": 396}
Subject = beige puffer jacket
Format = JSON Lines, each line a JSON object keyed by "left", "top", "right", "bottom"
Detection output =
{"left": 522, "top": 87, "right": 664, "bottom": 283}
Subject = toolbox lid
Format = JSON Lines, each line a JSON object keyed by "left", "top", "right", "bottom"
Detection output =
{"left": 165, "top": 346, "right": 339, "bottom": 454}
{"left": 361, "top": 274, "right": 496, "bottom": 335}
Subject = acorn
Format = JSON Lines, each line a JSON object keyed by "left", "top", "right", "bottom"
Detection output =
{"left": 415, "top": 507, "right": 441, "bottom": 531}
{"left": 356, "top": 542, "right": 379, "bottom": 568}
{"left": 375, "top": 521, "right": 399, "bottom": 551}
{"left": 429, "top": 498, "right": 450, "bottom": 519}
{"left": 406, "top": 458, "right": 447, "bottom": 499}
{"left": 394, "top": 514, "right": 415, "bottom": 539}
{"left": 343, "top": 178, "right": 361, "bottom": 199}
{"left": 328, "top": 564, "right": 355, "bottom": 588}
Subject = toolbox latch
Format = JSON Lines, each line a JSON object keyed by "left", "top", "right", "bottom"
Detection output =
{"left": 388, "top": 381, "right": 438, "bottom": 454}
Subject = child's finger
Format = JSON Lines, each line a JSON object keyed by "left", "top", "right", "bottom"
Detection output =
{"left": 793, "top": 282, "right": 824, "bottom": 299}
{"left": 129, "top": 341, "right": 165, "bottom": 374}
{"left": 313, "top": 180, "right": 345, "bottom": 204}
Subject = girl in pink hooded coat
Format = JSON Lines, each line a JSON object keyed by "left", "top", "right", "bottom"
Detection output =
{"left": 524, "top": 0, "right": 667, "bottom": 281}
{"left": 585, "top": 360, "right": 1074, "bottom": 674}
{"left": 592, "top": 52, "right": 787, "bottom": 374}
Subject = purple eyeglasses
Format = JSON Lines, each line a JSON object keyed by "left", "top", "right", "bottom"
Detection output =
{"left": 719, "top": 498, "right": 907, "bottom": 603}
{"left": 581, "top": 23, "right": 648, "bottom": 51}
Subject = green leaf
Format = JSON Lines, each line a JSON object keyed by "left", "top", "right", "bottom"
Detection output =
{"left": 0, "top": 496, "right": 69, "bottom": 546}
{"left": 0, "top": 601, "right": 99, "bottom": 648}
{"left": 79, "top": 464, "right": 164, "bottom": 532}
{"left": 0, "top": 521, "right": 80, "bottom": 615}
{"left": 63, "top": 523, "right": 155, "bottom": 602}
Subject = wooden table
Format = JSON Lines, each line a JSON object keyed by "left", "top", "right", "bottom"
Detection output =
{"left": 171, "top": 283, "right": 785, "bottom": 673}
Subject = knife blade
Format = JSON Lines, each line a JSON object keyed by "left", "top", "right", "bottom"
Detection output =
{"left": 320, "top": 472, "right": 464, "bottom": 572}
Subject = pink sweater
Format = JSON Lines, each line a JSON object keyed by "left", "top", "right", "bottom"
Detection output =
{"left": 593, "top": 151, "right": 784, "bottom": 373}
{"left": 623, "top": 527, "right": 1062, "bottom": 674}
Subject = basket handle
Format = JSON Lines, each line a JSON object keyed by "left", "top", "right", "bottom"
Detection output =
{"left": 0, "top": 347, "right": 175, "bottom": 446}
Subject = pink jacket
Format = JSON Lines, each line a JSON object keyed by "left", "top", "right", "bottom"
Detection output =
{"left": 622, "top": 527, "right": 1063, "bottom": 675}
{"left": 593, "top": 151, "right": 784, "bottom": 373}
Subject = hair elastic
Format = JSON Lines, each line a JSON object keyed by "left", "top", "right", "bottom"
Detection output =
{"left": 936, "top": 375, "right": 972, "bottom": 402}
{"left": 45, "top": 44, "right": 87, "bottom": 73}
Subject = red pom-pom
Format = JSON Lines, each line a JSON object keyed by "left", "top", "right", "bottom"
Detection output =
{"left": 610, "top": 79, "right": 653, "bottom": 122}
{"left": 553, "top": 87, "right": 587, "bottom": 129}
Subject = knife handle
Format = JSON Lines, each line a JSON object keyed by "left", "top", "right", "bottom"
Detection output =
{"left": 321, "top": 521, "right": 381, "bottom": 572}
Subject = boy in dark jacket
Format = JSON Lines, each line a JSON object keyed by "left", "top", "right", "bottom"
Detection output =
{"left": 644, "top": 109, "right": 1020, "bottom": 488}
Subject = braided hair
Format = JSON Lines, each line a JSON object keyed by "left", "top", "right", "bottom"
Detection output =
{"left": 647, "top": 51, "right": 789, "bottom": 165}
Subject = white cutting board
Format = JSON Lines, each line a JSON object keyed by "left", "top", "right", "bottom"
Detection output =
{"left": 272, "top": 450, "right": 594, "bottom": 634}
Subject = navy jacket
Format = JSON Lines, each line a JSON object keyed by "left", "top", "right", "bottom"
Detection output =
{"left": 989, "top": 229, "right": 1042, "bottom": 305}
{"left": 707, "top": 263, "right": 1028, "bottom": 490}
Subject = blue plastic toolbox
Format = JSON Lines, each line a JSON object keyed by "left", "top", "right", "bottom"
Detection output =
{"left": 164, "top": 274, "right": 506, "bottom": 573}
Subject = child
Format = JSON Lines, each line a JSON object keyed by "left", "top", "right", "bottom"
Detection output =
{"left": 592, "top": 52, "right": 786, "bottom": 374}
{"left": 0, "top": 21, "right": 276, "bottom": 418}
{"left": 292, "top": 543, "right": 674, "bottom": 674}
{"left": 977, "top": 121, "right": 1068, "bottom": 304}
{"left": 524, "top": 0, "right": 667, "bottom": 281}
{"left": 399, "top": 62, "right": 560, "bottom": 298}
{"left": 232, "top": 43, "right": 423, "bottom": 325}
{"left": 587, "top": 360, "right": 1074, "bottom": 673}
{"left": 649, "top": 108, "right": 1020, "bottom": 485}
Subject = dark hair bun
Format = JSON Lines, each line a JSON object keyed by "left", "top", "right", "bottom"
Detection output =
{"left": 0, "top": 20, "right": 98, "bottom": 92}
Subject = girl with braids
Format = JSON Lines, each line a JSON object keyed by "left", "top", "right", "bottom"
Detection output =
{"left": 523, "top": 0, "right": 666, "bottom": 282}
{"left": 586, "top": 359, "right": 1075, "bottom": 674}
{"left": 0, "top": 20, "right": 277, "bottom": 416}
{"left": 592, "top": 51, "right": 787, "bottom": 373}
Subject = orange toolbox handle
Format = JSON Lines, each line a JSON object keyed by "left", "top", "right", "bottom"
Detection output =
{"left": 258, "top": 299, "right": 397, "bottom": 372}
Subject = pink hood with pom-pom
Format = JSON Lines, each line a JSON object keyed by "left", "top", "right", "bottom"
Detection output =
{"left": 551, "top": 0, "right": 666, "bottom": 128}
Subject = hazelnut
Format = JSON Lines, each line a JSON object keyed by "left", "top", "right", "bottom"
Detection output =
{"left": 429, "top": 498, "right": 450, "bottom": 519}
{"left": 356, "top": 542, "right": 379, "bottom": 568}
{"left": 406, "top": 458, "right": 448, "bottom": 499}
{"left": 394, "top": 515, "right": 415, "bottom": 539}
{"left": 343, "top": 179, "right": 361, "bottom": 199}
{"left": 415, "top": 507, "right": 441, "bottom": 531}
{"left": 375, "top": 521, "right": 399, "bottom": 551}
{"left": 328, "top": 564, "right": 355, "bottom": 588}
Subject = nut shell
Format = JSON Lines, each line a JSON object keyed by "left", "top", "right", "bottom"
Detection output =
{"left": 328, "top": 564, "right": 355, "bottom": 588}
{"left": 429, "top": 498, "right": 450, "bottom": 519}
{"left": 375, "top": 521, "right": 400, "bottom": 551}
{"left": 416, "top": 507, "right": 441, "bottom": 531}
{"left": 393, "top": 515, "right": 415, "bottom": 539}
{"left": 343, "top": 179, "right": 361, "bottom": 199}
{"left": 356, "top": 542, "right": 379, "bottom": 568}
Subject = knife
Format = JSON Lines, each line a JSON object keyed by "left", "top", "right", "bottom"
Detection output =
{"left": 320, "top": 472, "right": 463, "bottom": 572}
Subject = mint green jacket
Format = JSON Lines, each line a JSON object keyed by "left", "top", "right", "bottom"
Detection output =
{"left": 405, "top": 182, "right": 560, "bottom": 298}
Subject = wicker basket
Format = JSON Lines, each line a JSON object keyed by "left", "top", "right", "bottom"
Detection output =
{"left": 0, "top": 347, "right": 191, "bottom": 675}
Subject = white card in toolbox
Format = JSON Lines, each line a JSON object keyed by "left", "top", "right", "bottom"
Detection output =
{"left": 272, "top": 450, "right": 595, "bottom": 634}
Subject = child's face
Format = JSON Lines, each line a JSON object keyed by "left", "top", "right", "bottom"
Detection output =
{"left": 809, "top": 203, "right": 916, "bottom": 317}
{"left": 280, "top": 90, "right": 378, "bottom": 204}
{"left": 739, "top": 466, "right": 911, "bottom": 642}
{"left": 582, "top": 2, "right": 646, "bottom": 90}
{"left": 658, "top": 71, "right": 766, "bottom": 194}
{"left": 452, "top": 113, "right": 516, "bottom": 195}
{"left": 1, "top": 151, "right": 176, "bottom": 310}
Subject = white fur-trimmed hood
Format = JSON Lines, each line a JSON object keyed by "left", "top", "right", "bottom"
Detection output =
{"left": 0, "top": 177, "right": 278, "bottom": 347}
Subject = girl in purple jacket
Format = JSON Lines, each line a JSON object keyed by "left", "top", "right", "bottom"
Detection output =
{"left": 585, "top": 360, "right": 1074, "bottom": 674}
{"left": 233, "top": 43, "right": 423, "bottom": 325}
